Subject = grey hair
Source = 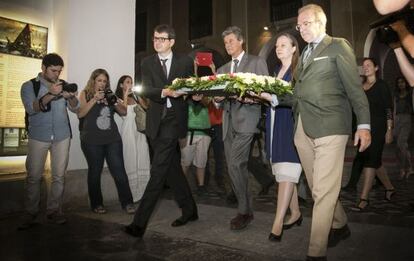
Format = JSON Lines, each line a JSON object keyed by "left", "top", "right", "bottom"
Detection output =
{"left": 221, "top": 26, "right": 244, "bottom": 41}
{"left": 298, "top": 4, "right": 327, "bottom": 28}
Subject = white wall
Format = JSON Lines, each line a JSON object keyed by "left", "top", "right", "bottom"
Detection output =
{"left": 54, "top": 0, "right": 136, "bottom": 170}
{"left": 0, "top": 0, "right": 136, "bottom": 171}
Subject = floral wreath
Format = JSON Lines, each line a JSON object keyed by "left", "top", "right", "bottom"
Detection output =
{"left": 168, "top": 73, "right": 293, "bottom": 97}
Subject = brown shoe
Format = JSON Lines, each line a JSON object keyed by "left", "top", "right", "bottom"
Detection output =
{"left": 230, "top": 213, "right": 254, "bottom": 230}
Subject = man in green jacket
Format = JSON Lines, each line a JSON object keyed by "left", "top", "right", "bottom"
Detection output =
{"left": 293, "top": 4, "right": 371, "bottom": 261}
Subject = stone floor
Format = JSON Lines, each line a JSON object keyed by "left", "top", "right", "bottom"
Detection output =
{"left": 1, "top": 143, "right": 414, "bottom": 261}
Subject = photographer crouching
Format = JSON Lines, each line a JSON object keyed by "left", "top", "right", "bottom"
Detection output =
{"left": 77, "top": 68, "right": 135, "bottom": 215}
{"left": 19, "top": 53, "right": 80, "bottom": 229}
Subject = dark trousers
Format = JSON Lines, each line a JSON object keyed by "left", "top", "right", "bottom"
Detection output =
{"left": 81, "top": 140, "right": 133, "bottom": 209}
{"left": 132, "top": 136, "right": 197, "bottom": 230}
{"left": 205, "top": 124, "right": 224, "bottom": 185}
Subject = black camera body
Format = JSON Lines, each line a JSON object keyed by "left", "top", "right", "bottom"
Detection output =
{"left": 62, "top": 83, "right": 78, "bottom": 93}
{"left": 103, "top": 89, "right": 118, "bottom": 106}
{"left": 370, "top": 7, "right": 414, "bottom": 45}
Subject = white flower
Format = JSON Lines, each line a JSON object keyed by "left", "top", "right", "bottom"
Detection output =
{"left": 172, "top": 78, "right": 180, "bottom": 84}
{"left": 186, "top": 77, "right": 196, "bottom": 84}
{"left": 266, "top": 76, "right": 276, "bottom": 84}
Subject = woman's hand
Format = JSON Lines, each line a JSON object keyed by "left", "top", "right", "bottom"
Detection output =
{"left": 94, "top": 91, "right": 105, "bottom": 103}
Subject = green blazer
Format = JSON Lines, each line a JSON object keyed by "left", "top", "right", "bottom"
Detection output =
{"left": 292, "top": 35, "right": 370, "bottom": 139}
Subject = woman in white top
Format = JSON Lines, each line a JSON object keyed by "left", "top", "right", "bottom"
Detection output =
{"left": 115, "top": 75, "right": 150, "bottom": 202}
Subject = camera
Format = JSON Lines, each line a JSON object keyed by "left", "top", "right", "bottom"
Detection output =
{"left": 103, "top": 89, "right": 118, "bottom": 106}
{"left": 370, "top": 6, "right": 414, "bottom": 44}
{"left": 62, "top": 83, "right": 78, "bottom": 93}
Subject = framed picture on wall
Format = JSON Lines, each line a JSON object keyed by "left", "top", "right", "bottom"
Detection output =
{"left": 0, "top": 16, "right": 48, "bottom": 59}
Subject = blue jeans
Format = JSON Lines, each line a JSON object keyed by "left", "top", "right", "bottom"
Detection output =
{"left": 81, "top": 140, "right": 133, "bottom": 209}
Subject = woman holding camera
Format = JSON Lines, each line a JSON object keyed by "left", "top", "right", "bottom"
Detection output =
{"left": 78, "top": 68, "right": 135, "bottom": 214}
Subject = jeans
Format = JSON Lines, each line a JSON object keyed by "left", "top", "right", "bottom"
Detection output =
{"left": 81, "top": 140, "right": 133, "bottom": 209}
{"left": 25, "top": 137, "right": 70, "bottom": 215}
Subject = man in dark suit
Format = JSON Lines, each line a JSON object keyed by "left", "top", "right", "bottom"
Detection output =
{"left": 215, "top": 26, "right": 271, "bottom": 230}
{"left": 292, "top": 4, "right": 371, "bottom": 261}
{"left": 125, "top": 24, "right": 197, "bottom": 238}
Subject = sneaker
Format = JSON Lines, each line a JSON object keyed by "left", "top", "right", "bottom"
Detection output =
{"left": 47, "top": 212, "right": 67, "bottom": 225}
{"left": 124, "top": 204, "right": 136, "bottom": 214}
{"left": 18, "top": 214, "right": 39, "bottom": 230}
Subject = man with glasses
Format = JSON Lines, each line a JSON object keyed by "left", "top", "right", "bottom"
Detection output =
{"left": 125, "top": 24, "right": 197, "bottom": 238}
{"left": 292, "top": 4, "right": 371, "bottom": 261}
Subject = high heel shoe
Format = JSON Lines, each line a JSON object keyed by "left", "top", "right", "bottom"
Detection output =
{"left": 268, "top": 229, "right": 283, "bottom": 242}
{"left": 385, "top": 189, "right": 395, "bottom": 201}
{"left": 351, "top": 198, "right": 369, "bottom": 212}
{"left": 283, "top": 214, "right": 303, "bottom": 230}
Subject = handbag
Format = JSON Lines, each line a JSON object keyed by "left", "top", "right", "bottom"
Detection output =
{"left": 133, "top": 103, "right": 146, "bottom": 133}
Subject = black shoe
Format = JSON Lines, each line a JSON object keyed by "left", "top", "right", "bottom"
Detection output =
{"left": 124, "top": 224, "right": 145, "bottom": 238}
{"left": 328, "top": 224, "right": 351, "bottom": 248}
{"left": 350, "top": 198, "right": 369, "bottom": 212}
{"left": 258, "top": 180, "right": 275, "bottom": 196}
{"left": 171, "top": 213, "right": 198, "bottom": 227}
{"left": 230, "top": 213, "right": 254, "bottom": 230}
{"left": 268, "top": 230, "right": 283, "bottom": 242}
{"left": 306, "top": 255, "right": 327, "bottom": 261}
{"left": 283, "top": 214, "right": 303, "bottom": 230}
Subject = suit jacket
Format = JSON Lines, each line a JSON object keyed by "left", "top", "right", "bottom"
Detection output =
{"left": 141, "top": 53, "right": 193, "bottom": 140}
{"left": 217, "top": 53, "right": 269, "bottom": 139}
{"left": 293, "top": 35, "right": 370, "bottom": 138}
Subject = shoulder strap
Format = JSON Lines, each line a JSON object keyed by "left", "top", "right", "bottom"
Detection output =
{"left": 25, "top": 78, "right": 41, "bottom": 132}
{"left": 30, "top": 78, "right": 41, "bottom": 97}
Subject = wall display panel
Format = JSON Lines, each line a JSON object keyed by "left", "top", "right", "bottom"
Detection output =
{"left": 0, "top": 17, "right": 47, "bottom": 156}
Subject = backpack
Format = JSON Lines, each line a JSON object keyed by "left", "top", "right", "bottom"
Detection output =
{"left": 24, "top": 78, "right": 40, "bottom": 132}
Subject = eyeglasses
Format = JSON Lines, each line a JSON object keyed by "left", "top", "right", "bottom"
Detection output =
{"left": 295, "top": 21, "right": 315, "bottom": 31}
{"left": 152, "top": 36, "right": 171, "bottom": 43}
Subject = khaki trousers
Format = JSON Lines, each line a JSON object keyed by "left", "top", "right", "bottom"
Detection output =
{"left": 294, "top": 116, "right": 348, "bottom": 257}
{"left": 25, "top": 137, "right": 70, "bottom": 215}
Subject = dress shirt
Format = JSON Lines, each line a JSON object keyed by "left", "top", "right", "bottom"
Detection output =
{"left": 231, "top": 51, "right": 245, "bottom": 73}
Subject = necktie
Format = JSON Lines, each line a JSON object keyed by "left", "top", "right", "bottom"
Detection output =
{"left": 160, "top": 59, "right": 171, "bottom": 111}
{"left": 232, "top": 59, "right": 239, "bottom": 73}
{"left": 160, "top": 59, "right": 168, "bottom": 78}
{"left": 302, "top": 43, "right": 315, "bottom": 63}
